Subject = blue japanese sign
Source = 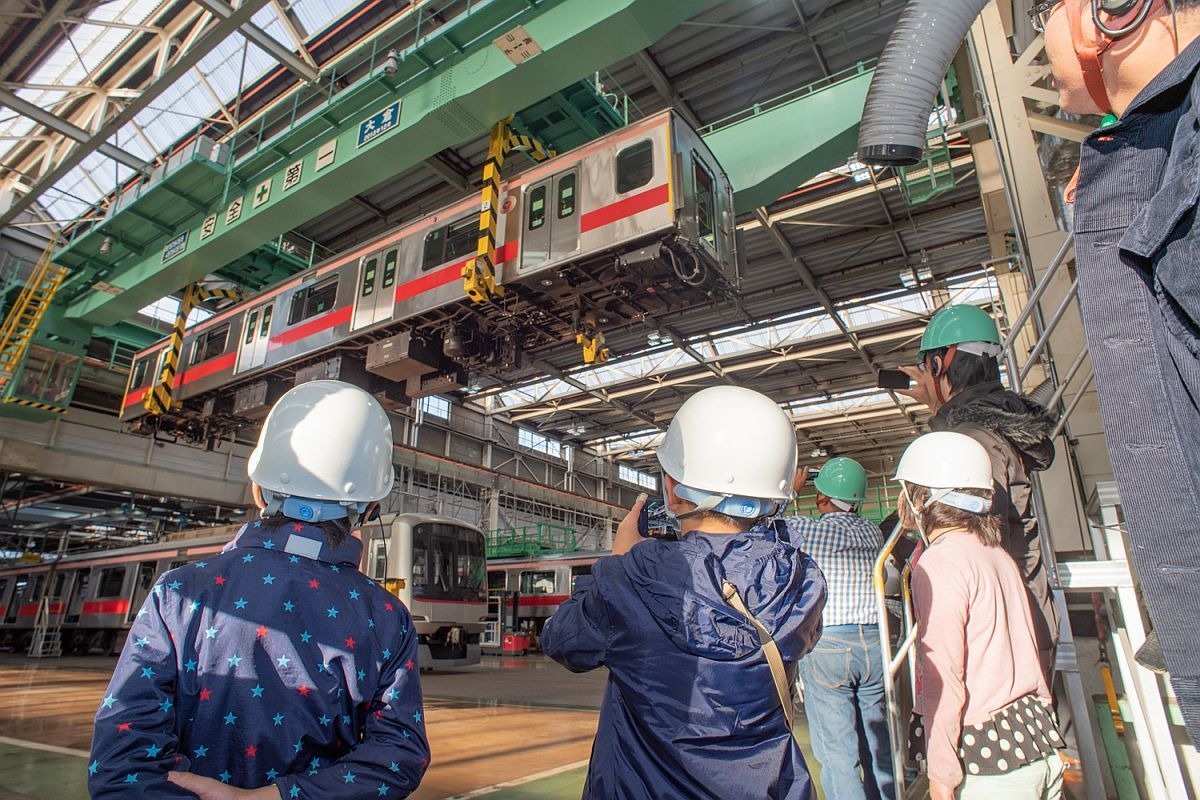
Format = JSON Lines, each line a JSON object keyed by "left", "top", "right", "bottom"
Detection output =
{"left": 357, "top": 101, "right": 401, "bottom": 148}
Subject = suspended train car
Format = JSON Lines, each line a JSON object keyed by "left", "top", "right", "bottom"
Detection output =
{"left": 121, "top": 110, "right": 738, "bottom": 440}
{"left": 0, "top": 514, "right": 486, "bottom": 668}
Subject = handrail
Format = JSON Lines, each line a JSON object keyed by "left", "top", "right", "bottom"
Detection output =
{"left": 999, "top": 235, "right": 1074, "bottom": 356}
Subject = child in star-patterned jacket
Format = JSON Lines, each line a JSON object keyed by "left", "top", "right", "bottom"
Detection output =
{"left": 88, "top": 381, "right": 430, "bottom": 799}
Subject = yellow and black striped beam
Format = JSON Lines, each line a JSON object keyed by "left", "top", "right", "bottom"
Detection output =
{"left": 464, "top": 119, "right": 557, "bottom": 305}
{"left": 3, "top": 397, "right": 66, "bottom": 414}
{"left": 143, "top": 283, "right": 245, "bottom": 416}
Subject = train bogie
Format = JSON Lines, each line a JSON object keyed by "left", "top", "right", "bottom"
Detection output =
{"left": 120, "top": 111, "right": 737, "bottom": 442}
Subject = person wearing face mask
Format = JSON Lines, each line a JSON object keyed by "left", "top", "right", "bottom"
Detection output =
{"left": 897, "top": 432, "right": 1065, "bottom": 800}
{"left": 540, "top": 386, "right": 827, "bottom": 800}
{"left": 1035, "top": 0, "right": 1200, "bottom": 741}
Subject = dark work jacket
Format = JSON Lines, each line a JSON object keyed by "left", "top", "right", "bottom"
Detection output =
{"left": 930, "top": 381, "right": 1058, "bottom": 660}
{"left": 1072, "top": 35, "right": 1200, "bottom": 740}
{"left": 89, "top": 521, "right": 429, "bottom": 799}
{"left": 541, "top": 521, "right": 826, "bottom": 800}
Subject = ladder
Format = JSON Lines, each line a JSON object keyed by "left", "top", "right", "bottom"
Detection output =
{"left": 0, "top": 238, "right": 67, "bottom": 390}
{"left": 28, "top": 597, "right": 62, "bottom": 658}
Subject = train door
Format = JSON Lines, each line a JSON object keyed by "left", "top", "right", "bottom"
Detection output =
{"left": 235, "top": 303, "right": 273, "bottom": 374}
{"left": 352, "top": 248, "right": 399, "bottom": 331}
{"left": 66, "top": 569, "right": 90, "bottom": 624}
{"left": 125, "top": 562, "right": 156, "bottom": 624}
{"left": 5, "top": 574, "right": 28, "bottom": 623}
{"left": 520, "top": 168, "right": 580, "bottom": 271}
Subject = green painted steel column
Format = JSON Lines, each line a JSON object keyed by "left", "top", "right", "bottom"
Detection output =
{"left": 702, "top": 67, "right": 876, "bottom": 214}
{"left": 66, "top": 0, "right": 718, "bottom": 327}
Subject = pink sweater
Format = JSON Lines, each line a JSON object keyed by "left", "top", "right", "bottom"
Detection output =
{"left": 911, "top": 530, "right": 1051, "bottom": 789}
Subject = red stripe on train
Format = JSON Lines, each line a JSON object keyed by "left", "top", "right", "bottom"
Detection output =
{"left": 17, "top": 602, "right": 63, "bottom": 617}
{"left": 179, "top": 352, "right": 238, "bottom": 386}
{"left": 394, "top": 241, "right": 519, "bottom": 303}
{"left": 515, "top": 595, "right": 569, "bottom": 607}
{"left": 123, "top": 352, "right": 238, "bottom": 408}
{"left": 580, "top": 183, "right": 670, "bottom": 233}
{"left": 271, "top": 305, "right": 354, "bottom": 348}
{"left": 82, "top": 599, "right": 131, "bottom": 615}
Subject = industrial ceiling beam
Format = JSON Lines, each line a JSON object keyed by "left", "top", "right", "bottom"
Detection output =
{"left": 0, "top": 87, "right": 146, "bottom": 170}
{"left": 752, "top": 206, "right": 920, "bottom": 433}
{"left": 530, "top": 358, "right": 661, "bottom": 429}
{"left": 0, "top": 0, "right": 274, "bottom": 228}
{"left": 0, "top": 0, "right": 71, "bottom": 81}
{"left": 631, "top": 49, "right": 702, "bottom": 129}
{"left": 191, "top": 0, "right": 320, "bottom": 84}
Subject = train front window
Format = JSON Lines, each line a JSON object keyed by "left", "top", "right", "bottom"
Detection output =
{"left": 96, "top": 567, "right": 126, "bottom": 597}
{"left": 411, "top": 523, "right": 485, "bottom": 601}
{"left": 519, "top": 570, "right": 556, "bottom": 595}
{"left": 616, "top": 140, "right": 654, "bottom": 194}
{"left": 288, "top": 276, "right": 339, "bottom": 325}
{"left": 693, "top": 156, "right": 716, "bottom": 248}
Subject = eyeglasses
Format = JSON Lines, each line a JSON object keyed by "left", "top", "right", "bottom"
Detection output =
{"left": 1028, "top": 0, "right": 1064, "bottom": 33}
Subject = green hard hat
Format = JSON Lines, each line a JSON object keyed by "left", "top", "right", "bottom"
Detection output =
{"left": 813, "top": 457, "right": 868, "bottom": 504}
{"left": 919, "top": 305, "right": 1001, "bottom": 358}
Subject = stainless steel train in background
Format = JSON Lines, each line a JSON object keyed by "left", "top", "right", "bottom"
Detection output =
{"left": 121, "top": 110, "right": 738, "bottom": 441}
{"left": 0, "top": 513, "right": 487, "bottom": 668}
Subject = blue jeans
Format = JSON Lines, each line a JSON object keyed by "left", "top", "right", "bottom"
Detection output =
{"left": 798, "top": 624, "right": 895, "bottom": 800}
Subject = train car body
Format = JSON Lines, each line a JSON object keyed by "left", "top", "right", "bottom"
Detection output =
{"left": 363, "top": 513, "right": 487, "bottom": 668}
{"left": 120, "top": 111, "right": 738, "bottom": 440}
{"left": 486, "top": 551, "right": 606, "bottom": 635}
{"left": 0, "top": 514, "right": 486, "bottom": 669}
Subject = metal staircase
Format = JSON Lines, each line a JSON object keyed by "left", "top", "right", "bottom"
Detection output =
{"left": 0, "top": 239, "right": 67, "bottom": 390}
{"left": 28, "top": 597, "right": 63, "bottom": 658}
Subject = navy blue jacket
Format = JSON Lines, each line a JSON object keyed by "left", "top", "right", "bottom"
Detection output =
{"left": 89, "top": 520, "right": 429, "bottom": 798}
{"left": 541, "top": 522, "right": 826, "bottom": 800}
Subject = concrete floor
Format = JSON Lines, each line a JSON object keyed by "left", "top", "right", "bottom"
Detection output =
{"left": 0, "top": 653, "right": 827, "bottom": 799}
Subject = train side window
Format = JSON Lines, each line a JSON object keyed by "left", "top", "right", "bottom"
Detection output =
{"left": 519, "top": 570, "right": 556, "bottom": 595}
{"left": 422, "top": 218, "right": 477, "bottom": 271}
{"left": 287, "top": 276, "right": 339, "bottom": 325}
{"left": 382, "top": 249, "right": 398, "bottom": 289}
{"left": 130, "top": 357, "right": 150, "bottom": 388}
{"left": 0, "top": 579, "right": 7, "bottom": 603}
{"left": 360, "top": 256, "right": 378, "bottom": 298}
{"left": 50, "top": 573, "right": 66, "bottom": 599}
{"left": 244, "top": 310, "right": 259, "bottom": 345}
{"left": 259, "top": 305, "right": 273, "bottom": 338}
{"left": 96, "top": 567, "right": 126, "bottom": 597}
{"left": 191, "top": 324, "right": 230, "bottom": 364}
{"left": 528, "top": 185, "right": 547, "bottom": 230}
{"left": 557, "top": 174, "right": 577, "bottom": 219}
{"left": 616, "top": 140, "right": 654, "bottom": 194}
{"left": 28, "top": 574, "right": 45, "bottom": 602}
{"left": 169, "top": 560, "right": 188, "bottom": 570}
{"left": 693, "top": 155, "right": 716, "bottom": 247}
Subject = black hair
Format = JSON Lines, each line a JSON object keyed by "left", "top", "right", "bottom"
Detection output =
{"left": 260, "top": 513, "right": 352, "bottom": 547}
{"left": 923, "top": 347, "right": 1001, "bottom": 393}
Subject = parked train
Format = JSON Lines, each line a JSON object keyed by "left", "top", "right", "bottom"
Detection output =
{"left": 0, "top": 513, "right": 486, "bottom": 669}
{"left": 486, "top": 550, "right": 605, "bottom": 635}
{"left": 122, "top": 110, "right": 739, "bottom": 441}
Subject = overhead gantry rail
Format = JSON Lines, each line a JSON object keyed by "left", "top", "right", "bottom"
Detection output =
{"left": 56, "top": 0, "right": 723, "bottom": 328}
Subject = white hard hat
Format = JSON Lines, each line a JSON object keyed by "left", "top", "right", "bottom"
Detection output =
{"left": 656, "top": 386, "right": 797, "bottom": 504}
{"left": 895, "top": 431, "right": 993, "bottom": 491}
{"left": 248, "top": 380, "right": 395, "bottom": 503}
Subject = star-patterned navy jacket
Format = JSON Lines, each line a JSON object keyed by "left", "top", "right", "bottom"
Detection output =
{"left": 88, "top": 519, "right": 430, "bottom": 798}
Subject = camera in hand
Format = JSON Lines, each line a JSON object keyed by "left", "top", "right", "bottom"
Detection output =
{"left": 877, "top": 368, "right": 911, "bottom": 390}
{"left": 637, "top": 498, "right": 679, "bottom": 540}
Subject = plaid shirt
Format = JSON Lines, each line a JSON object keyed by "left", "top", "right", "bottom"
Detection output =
{"left": 766, "top": 513, "right": 883, "bottom": 627}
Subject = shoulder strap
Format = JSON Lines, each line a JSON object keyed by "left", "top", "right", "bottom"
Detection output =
{"left": 721, "top": 580, "right": 797, "bottom": 738}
